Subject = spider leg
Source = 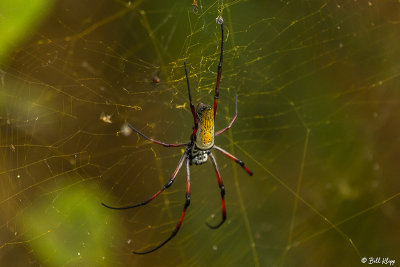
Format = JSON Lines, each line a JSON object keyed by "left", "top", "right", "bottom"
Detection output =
{"left": 206, "top": 152, "right": 226, "bottom": 229}
{"left": 101, "top": 152, "right": 186, "bottom": 210}
{"left": 184, "top": 61, "right": 199, "bottom": 142}
{"left": 213, "top": 20, "right": 224, "bottom": 120}
{"left": 214, "top": 145, "right": 253, "bottom": 176}
{"left": 133, "top": 159, "right": 191, "bottom": 254}
{"left": 215, "top": 95, "right": 238, "bottom": 136}
{"left": 127, "top": 123, "right": 188, "bottom": 148}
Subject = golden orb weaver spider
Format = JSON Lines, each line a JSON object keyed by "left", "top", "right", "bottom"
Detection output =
{"left": 102, "top": 16, "right": 253, "bottom": 254}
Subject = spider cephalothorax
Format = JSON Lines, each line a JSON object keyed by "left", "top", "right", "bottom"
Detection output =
{"left": 102, "top": 16, "right": 253, "bottom": 255}
{"left": 189, "top": 147, "right": 210, "bottom": 165}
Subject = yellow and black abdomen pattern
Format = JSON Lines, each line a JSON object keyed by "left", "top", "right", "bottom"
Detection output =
{"left": 201, "top": 108, "right": 214, "bottom": 144}
{"left": 195, "top": 107, "right": 214, "bottom": 150}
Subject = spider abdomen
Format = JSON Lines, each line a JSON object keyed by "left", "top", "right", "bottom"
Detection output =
{"left": 195, "top": 104, "right": 214, "bottom": 150}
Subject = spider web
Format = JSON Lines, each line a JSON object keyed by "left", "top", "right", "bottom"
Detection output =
{"left": 1, "top": 0, "right": 400, "bottom": 266}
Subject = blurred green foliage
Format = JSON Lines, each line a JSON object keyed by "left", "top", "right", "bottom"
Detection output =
{"left": 24, "top": 182, "right": 119, "bottom": 266}
{"left": 0, "top": 0, "right": 54, "bottom": 62}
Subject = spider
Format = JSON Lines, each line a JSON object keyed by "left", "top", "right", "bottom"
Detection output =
{"left": 192, "top": 0, "right": 198, "bottom": 13}
{"left": 102, "top": 16, "right": 253, "bottom": 255}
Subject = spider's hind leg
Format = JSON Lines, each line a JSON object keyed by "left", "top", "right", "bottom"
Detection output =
{"left": 184, "top": 61, "right": 199, "bottom": 141}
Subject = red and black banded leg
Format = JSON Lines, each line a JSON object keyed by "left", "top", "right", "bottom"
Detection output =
{"left": 215, "top": 95, "right": 238, "bottom": 136}
{"left": 213, "top": 18, "right": 224, "bottom": 120}
{"left": 213, "top": 145, "right": 253, "bottom": 176}
{"left": 206, "top": 152, "right": 226, "bottom": 229}
{"left": 101, "top": 152, "right": 186, "bottom": 210}
{"left": 184, "top": 61, "right": 198, "bottom": 142}
{"left": 127, "top": 123, "right": 188, "bottom": 148}
{"left": 133, "top": 159, "right": 191, "bottom": 254}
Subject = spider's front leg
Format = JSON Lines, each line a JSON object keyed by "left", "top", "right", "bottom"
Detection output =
{"left": 206, "top": 152, "right": 226, "bottom": 229}
{"left": 101, "top": 152, "right": 186, "bottom": 210}
{"left": 127, "top": 123, "right": 188, "bottom": 147}
{"left": 214, "top": 145, "right": 253, "bottom": 176}
{"left": 133, "top": 159, "right": 191, "bottom": 254}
